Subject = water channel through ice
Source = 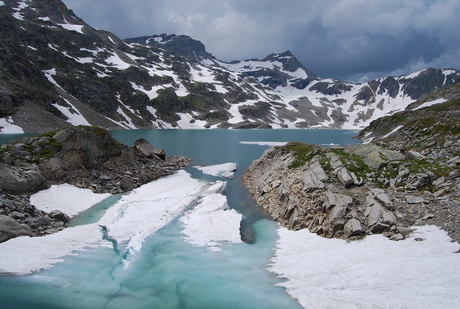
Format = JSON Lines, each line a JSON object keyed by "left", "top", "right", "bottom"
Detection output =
{"left": 0, "top": 129, "right": 459, "bottom": 308}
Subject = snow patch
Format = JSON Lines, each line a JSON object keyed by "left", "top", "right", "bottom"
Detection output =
{"left": 58, "top": 23, "right": 84, "bottom": 34}
{"left": 0, "top": 117, "right": 24, "bottom": 133}
{"left": 270, "top": 226, "right": 460, "bottom": 308}
{"left": 176, "top": 113, "right": 208, "bottom": 129}
{"left": 52, "top": 99, "right": 91, "bottom": 126}
{"left": 30, "top": 184, "right": 110, "bottom": 217}
{"left": 106, "top": 53, "right": 132, "bottom": 70}
{"left": 381, "top": 125, "right": 404, "bottom": 139}
{"left": 414, "top": 98, "right": 448, "bottom": 110}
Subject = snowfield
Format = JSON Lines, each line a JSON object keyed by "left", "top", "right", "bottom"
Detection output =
{"left": 271, "top": 225, "right": 460, "bottom": 308}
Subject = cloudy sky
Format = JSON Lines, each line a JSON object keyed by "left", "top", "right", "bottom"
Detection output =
{"left": 62, "top": 0, "right": 460, "bottom": 82}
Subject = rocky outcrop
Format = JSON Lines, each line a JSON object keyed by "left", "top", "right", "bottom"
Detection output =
{"left": 0, "top": 126, "right": 191, "bottom": 242}
{"left": 244, "top": 141, "right": 460, "bottom": 242}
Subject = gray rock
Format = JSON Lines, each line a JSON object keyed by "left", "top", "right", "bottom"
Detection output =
{"left": 406, "top": 173, "right": 431, "bottom": 189}
{"left": 133, "top": 138, "right": 156, "bottom": 158}
{"left": 120, "top": 178, "right": 136, "bottom": 191}
{"left": 344, "top": 218, "right": 363, "bottom": 237}
{"left": 406, "top": 150, "right": 423, "bottom": 159}
{"left": 371, "top": 188, "right": 394, "bottom": 209}
{"left": 48, "top": 210, "right": 70, "bottom": 223}
{"left": 364, "top": 151, "right": 388, "bottom": 169}
{"left": 302, "top": 156, "right": 327, "bottom": 191}
{"left": 397, "top": 226, "right": 416, "bottom": 236}
{"left": 379, "top": 149, "right": 406, "bottom": 162}
{"left": 154, "top": 148, "right": 166, "bottom": 160}
{"left": 406, "top": 195, "right": 425, "bottom": 204}
{"left": 38, "top": 157, "right": 66, "bottom": 180}
{"left": 0, "top": 215, "right": 32, "bottom": 243}
{"left": 335, "top": 167, "right": 356, "bottom": 188}
{"left": 8, "top": 211, "right": 26, "bottom": 220}
{"left": 365, "top": 196, "right": 396, "bottom": 230}
{"left": 0, "top": 163, "right": 49, "bottom": 194}
{"left": 370, "top": 222, "right": 391, "bottom": 234}
{"left": 390, "top": 233, "right": 404, "bottom": 241}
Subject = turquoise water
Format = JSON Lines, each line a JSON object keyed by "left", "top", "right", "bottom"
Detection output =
{"left": 0, "top": 129, "right": 359, "bottom": 308}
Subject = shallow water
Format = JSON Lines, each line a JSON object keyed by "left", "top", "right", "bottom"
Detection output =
{"left": 0, "top": 129, "right": 359, "bottom": 308}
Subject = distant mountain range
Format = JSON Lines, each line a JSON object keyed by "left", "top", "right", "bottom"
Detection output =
{"left": 1, "top": 0, "right": 459, "bottom": 133}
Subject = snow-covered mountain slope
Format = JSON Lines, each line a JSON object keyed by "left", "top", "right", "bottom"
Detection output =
{"left": 1, "top": 0, "right": 459, "bottom": 133}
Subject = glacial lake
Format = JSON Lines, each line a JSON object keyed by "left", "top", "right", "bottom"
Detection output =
{"left": 0, "top": 129, "right": 360, "bottom": 309}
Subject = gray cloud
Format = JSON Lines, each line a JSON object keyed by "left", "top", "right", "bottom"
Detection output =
{"left": 63, "top": 0, "right": 460, "bottom": 82}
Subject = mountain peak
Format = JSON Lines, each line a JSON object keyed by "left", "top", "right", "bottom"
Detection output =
{"left": 261, "top": 50, "right": 318, "bottom": 77}
{"left": 126, "top": 34, "right": 215, "bottom": 61}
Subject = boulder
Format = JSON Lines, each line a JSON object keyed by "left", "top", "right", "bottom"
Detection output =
{"left": 405, "top": 173, "right": 431, "bottom": 189}
{"left": 56, "top": 126, "right": 123, "bottom": 170}
{"left": 370, "top": 188, "right": 394, "bottom": 210}
{"left": 154, "top": 148, "right": 166, "bottom": 160}
{"left": 133, "top": 138, "right": 156, "bottom": 158}
{"left": 364, "top": 151, "right": 388, "bottom": 169}
{"left": 0, "top": 215, "right": 32, "bottom": 243}
{"left": 344, "top": 218, "right": 363, "bottom": 237}
{"left": 48, "top": 210, "right": 70, "bottom": 223}
{"left": 406, "top": 150, "right": 423, "bottom": 159}
{"left": 0, "top": 162, "right": 49, "bottom": 194}
{"left": 365, "top": 196, "right": 396, "bottom": 231}
{"left": 335, "top": 167, "right": 356, "bottom": 188}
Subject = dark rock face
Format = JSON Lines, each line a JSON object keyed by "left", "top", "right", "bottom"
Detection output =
{"left": 0, "top": 126, "right": 191, "bottom": 242}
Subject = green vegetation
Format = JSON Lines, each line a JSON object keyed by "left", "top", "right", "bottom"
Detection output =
{"left": 282, "top": 142, "right": 322, "bottom": 169}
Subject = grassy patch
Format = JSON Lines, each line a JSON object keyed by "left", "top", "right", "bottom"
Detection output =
{"left": 281, "top": 142, "right": 322, "bottom": 169}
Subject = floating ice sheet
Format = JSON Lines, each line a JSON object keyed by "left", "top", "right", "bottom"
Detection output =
{"left": 194, "top": 162, "right": 237, "bottom": 178}
{"left": 0, "top": 171, "right": 243, "bottom": 274}
{"left": 181, "top": 181, "right": 243, "bottom": 251}
{"left": 239, "top": 141, "right": 288, "bottom": 147}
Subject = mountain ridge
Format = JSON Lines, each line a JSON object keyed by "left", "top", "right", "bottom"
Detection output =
{"left": 0, "top": 0, "right": 459, "bottom": 133}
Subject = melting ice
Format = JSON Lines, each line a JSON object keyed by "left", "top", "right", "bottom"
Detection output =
{"left": 0, "top": 159, "right": 459, "bottom": 308}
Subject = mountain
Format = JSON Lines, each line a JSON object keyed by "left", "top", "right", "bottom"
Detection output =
{"left": 126, "top": 34, "right": 215, "bottom": 61}
{"left": 356, "top": 80, "right": 460, "bottom": 143}
{"left": 1, "top": 0, "right": 459, "bottom": 133}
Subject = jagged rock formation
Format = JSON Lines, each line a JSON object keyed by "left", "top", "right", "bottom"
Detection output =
{"left": 0, "top": 125, "right": 190, "bottom": 242}
{"left": 1, "top": 0, "right": 459, "bottom": 133}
